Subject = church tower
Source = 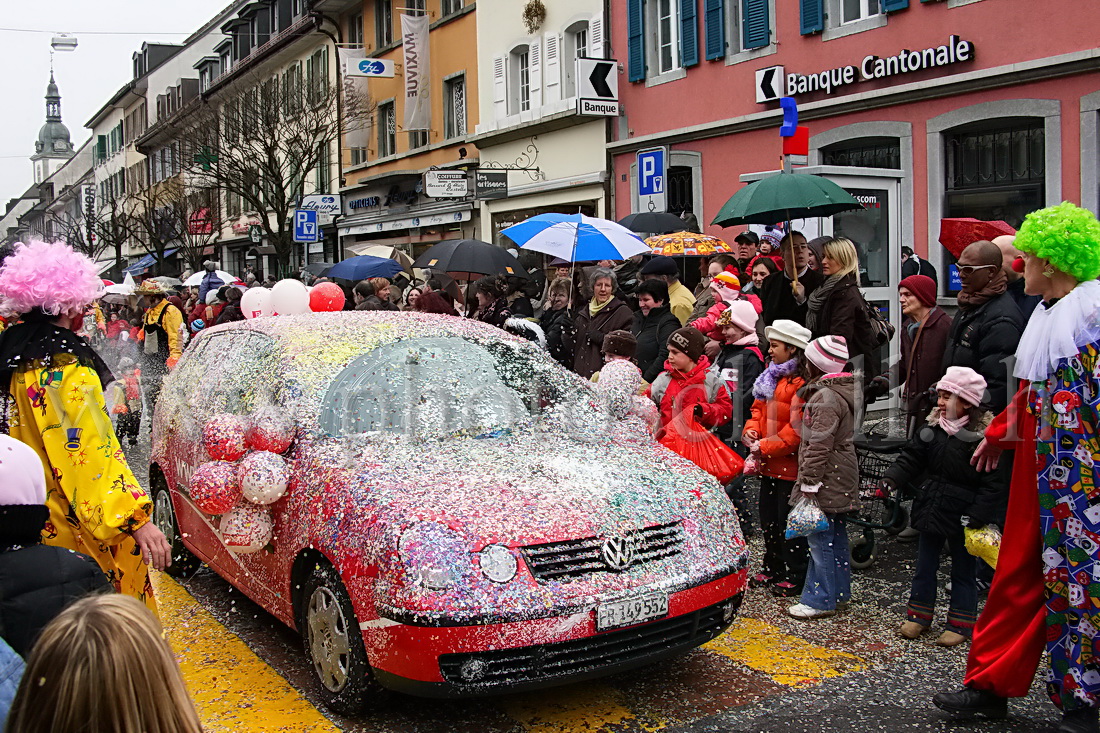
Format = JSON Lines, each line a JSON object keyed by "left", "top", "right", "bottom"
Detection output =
{"left": 31, "top": 74, "right": 75, "bottom": 184}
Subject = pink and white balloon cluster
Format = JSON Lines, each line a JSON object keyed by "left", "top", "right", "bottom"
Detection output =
{"left": 188, "top": 408, "right": 297, "bottom": 553}
{"left": 240, "top": 280, "right": 345, "bottom": 319}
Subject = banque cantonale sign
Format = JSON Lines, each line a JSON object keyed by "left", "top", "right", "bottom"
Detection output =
{"left": 781, "top": 35, "right": 974, "bottom": 99}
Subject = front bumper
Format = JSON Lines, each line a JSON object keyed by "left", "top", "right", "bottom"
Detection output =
{"left": 366, "top": 568, "right": 746, "bottom": 697}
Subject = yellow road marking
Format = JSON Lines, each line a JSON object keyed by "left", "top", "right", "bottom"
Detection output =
{"left": 703, "top": 617, "right": 865, "bottom": 686}
{"left": 152, "top": 573, "right": 339, "bottom": 733}
{"left": 500, "top": 683, "right": 665, "bottom": 733}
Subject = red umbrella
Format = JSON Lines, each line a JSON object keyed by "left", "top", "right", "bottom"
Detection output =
{"left": 938, "top": 218, "right": 1016, "bottom": 259}
{"left": 101, "top": 279, "right": 115, "bottom": 286}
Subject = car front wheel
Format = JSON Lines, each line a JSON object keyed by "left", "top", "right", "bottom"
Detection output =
{"left": 153, "top": 485, "right": 201, "bottom": 579}
{"left": 300, "top": 563, "right": 382, "bottom": 714}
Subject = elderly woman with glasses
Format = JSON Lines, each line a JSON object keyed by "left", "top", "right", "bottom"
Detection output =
{"left": 566, "top": 267, "right": 634, "bottom": 379}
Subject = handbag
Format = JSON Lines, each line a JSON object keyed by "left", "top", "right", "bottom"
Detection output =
{"left": 861, "top": 294, "right": 896, "bottom": 347}
{"left": 658, "top": 417, "right": 745, "bottom": 485}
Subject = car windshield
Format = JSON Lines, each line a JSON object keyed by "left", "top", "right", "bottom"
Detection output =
{"left": 319, "top": 336, "right": 594, "bottom": 440}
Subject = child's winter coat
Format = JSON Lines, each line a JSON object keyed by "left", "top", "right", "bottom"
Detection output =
{"left": 713, "top": 342, "right": 764, "bottom": 443}
{"left": 648, "top": 355, "right": 732, "bottom": 436}
{"left": 789, "top": 373, "right": 860, "bottom": 514}
{"left": 689, "top": 294, "right": 763, "bottom": 342}
{"left": 744, "top": 360, "right": 805, "bottom": 481}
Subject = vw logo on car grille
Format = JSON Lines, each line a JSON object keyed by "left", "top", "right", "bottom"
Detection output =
{"left": 600, "top": 535, "right": 638, "bottom": 571}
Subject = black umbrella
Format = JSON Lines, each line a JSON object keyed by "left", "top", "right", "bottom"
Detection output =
{"left": 412, "top": 239, "right": 529, "bottom": 281}
{"left": 618, "top": 211, "right": 689, "bottom": 235}
{"left": 305, "top": 262, "right": 336, "bottom": 277}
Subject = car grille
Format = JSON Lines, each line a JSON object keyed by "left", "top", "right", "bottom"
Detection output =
{"left": 520, "top": 522, "right": 685, "bottom": 582}
{"left": 438, "top": 597, "right": 736, "bottom": 688}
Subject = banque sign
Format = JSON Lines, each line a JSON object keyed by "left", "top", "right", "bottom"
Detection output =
{"left": 755, "top": 35, "right": 975, "bottom": 103}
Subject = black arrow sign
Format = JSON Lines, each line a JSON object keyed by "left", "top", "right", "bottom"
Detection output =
{"left": 759, "top": 68, "right": 777, "bottom": 100}
{"left": 589, "top": 62, "right": 615, "bottom": 98}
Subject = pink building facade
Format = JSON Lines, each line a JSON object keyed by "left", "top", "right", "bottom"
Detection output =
{"left": 609, "top": 0, "right": 1100, "bottom": 316}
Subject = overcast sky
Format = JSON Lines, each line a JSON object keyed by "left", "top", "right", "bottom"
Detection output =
{"left": 0, "top": 1, "right": 232, "bottom": 206}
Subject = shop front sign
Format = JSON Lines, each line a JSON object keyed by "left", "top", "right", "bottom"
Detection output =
{"left": 423, "top": 170, "right": 469, "bottom": 198}
{"left": 756, "top": 35, "right": 975, "bottom": 103}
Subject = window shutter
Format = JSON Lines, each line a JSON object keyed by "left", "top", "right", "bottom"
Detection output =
{"left": 742, "top": 0, "right": 770, "bottom": 49}
{"left": 590, "top": 13, "right": 605, "bottom": 58}
{"left": 627, "top": 0, "right": 645, "bottom": 82}
{"left": 543, "top": 33, "right": 561, "bottom": 102}
{"left": 96, "top": 135, "right": 107, "bottom": 161}
{"left": 881, "top": 0, "right": 908, "bottom": 9}
{"left": 704, "top": 0, "right": 725, "bottom": 61}
{"left": 800, "top": 0, "right": 824, "bottom": 34}
{"left": 528, "top": 38, "right": 543, "bottom": 110}
{"left": 680, "top": 0, "right": 699, "bottom": 67}
{"left": 492, "top": 56, "right": 507, "bottom": 119}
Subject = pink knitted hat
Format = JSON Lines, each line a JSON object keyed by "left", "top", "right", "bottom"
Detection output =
{"left": 937, "top": 366, "right": 987, "bottom": 407}
{"left": 805, "top": 335, "right": 850, "bottom": 374}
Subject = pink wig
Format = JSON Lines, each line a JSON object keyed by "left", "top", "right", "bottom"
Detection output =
{"left": 0, "top": 240, "right": 104, "bottom": 317}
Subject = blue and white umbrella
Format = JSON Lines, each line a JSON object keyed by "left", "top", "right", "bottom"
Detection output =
{"left": 501, "top": 213, "right": 649, "bottom": 263}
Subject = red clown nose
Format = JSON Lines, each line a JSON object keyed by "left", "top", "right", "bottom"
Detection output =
{"left": 1012, "top": 256, "right": 1026, "bottom": 273}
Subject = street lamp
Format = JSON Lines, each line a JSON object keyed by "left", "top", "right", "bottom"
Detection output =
{"left": 50, "top": 34, "right": 78, "bottom": 52}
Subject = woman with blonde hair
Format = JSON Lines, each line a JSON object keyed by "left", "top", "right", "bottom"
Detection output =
{"left": 6, "top": 594, "right": 203, "bottom": 733}
{"left": 805, "top": 236, "right": 877, "bottom": 382}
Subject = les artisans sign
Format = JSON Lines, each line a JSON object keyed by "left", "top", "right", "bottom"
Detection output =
{"left": 756, "top": 35, "right": 975, "bottom": 103}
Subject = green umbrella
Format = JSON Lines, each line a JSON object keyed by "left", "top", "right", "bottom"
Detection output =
{"left": 711, "top": 172, "right": 863, "bottom": 227}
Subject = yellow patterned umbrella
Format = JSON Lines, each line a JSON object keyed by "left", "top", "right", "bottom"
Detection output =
{"left": 645, "top": 231, "right": 732, "bottom": 257}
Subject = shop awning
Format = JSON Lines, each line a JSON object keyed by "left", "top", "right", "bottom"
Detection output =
{"left": 122, "top": 248, "right": 179, "bottom": 275}
{"left": 95, "top": 260, "right": 114, "bottom": 274}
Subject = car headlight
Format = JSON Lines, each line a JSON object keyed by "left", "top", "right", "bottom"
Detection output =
{"left": 398, "top": 522, "right": 468, "bottom": 591}
{"left": 478, "top": 544, "right": 517, "bottom": 583}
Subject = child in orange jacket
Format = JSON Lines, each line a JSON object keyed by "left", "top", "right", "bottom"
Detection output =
{"left": 743, "top": 319, "right": 812, "bottom": 597}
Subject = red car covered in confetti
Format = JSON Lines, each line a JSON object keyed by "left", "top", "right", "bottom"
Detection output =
{"left": 150, "top": 312, "right": 747, "bottom": 712}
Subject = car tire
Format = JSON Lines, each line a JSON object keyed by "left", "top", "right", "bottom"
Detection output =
{"left": 153, "top": 485, "right": 201, "bottom": 579}
{"left": 849, "top": 527, "right": 876, "bottom": 570}
{"left": 300, "top": 563, "right": 384, "bottom": 715}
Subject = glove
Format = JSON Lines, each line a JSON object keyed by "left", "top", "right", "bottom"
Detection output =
{"left": 865, "top": 376, "right": 890, "bottom": 402}
{"left": 588, "top": 333, "right": 603, "bottom": 346}
{"left": 166, "top": 356, "right": 179, "bottom": 370}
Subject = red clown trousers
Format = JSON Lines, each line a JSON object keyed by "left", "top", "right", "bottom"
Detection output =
{"left": 964, "top": 385, "right": 1048, "bottom": 697}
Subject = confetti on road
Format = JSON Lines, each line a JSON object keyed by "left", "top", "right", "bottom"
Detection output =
{"left": 153, "top": 572, "right": 339, "bottom": 733}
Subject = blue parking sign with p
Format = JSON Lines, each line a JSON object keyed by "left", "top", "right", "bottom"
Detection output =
{"left": 638, "top": 148, "right": 665, "bottom": 197}
{"left": 294, "top": 209, "right": 318, "bottom": 243}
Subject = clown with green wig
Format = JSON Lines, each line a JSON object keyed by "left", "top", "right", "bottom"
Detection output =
{"left": 935, "top": 202, "right": 1100, "bottom": 733}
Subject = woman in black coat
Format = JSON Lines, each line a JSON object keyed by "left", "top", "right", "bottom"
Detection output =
{"left": 473, "top": 275, "right": 513, "bottom": 329}
{"left": 565, "top": 268, "right": 634, "bottom": 379}
{"left": 538, "top": 277, "right": 574, "bottom": 368}
{"left": 806, "top": 237, "right": 878, "bottom": 380}
{"left": 631, "top": 279, "right": 681, "bottom": 383}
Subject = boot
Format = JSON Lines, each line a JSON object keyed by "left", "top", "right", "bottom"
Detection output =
{"left": 935, "top": 630, "right": 968, "bottom": 647}
{"left": 932, "top": 686, "right": 1008, "bottom": 718}
{"left": 899, "top": 621, "right": 926, "bottom": 639}
{"left": 1058, "top": 707, "right": 1100, "bottom": 733}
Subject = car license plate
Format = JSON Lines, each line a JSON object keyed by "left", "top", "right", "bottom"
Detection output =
{"left": 596, "top": 594, "right": 669, "bottom": 632}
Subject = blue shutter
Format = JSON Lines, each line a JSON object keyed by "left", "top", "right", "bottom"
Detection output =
{"left": 680, "top": 0, "right": 699, "bottom": 67}
{"left": 704, "top": 0, "right": 725, "bottom": 61}
{"left": 800, "top": 0, "right": 824, "bottom": 34}
{"left": 627, "top": 0, "right": 646, "bottom": 82}
{"left": 742, "top": 0, "right": 770, "bottom": 49}
{"left": 881, "top": 0, "right": 909, "bottom": 10}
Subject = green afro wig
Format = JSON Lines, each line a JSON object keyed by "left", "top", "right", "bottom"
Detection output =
{"left": 1014, "top": 201, "right": 1100, "bottom": 283}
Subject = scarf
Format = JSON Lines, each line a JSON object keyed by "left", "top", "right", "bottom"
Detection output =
{"left": 752, "top": 357, "right": 800, "bottom": 400}
{"left": 806, "top": 273, "right": 850, "bottom": 334}
{"left": 956, "top": 268, "right": 1007, "bottom": 308}
{"left": 938, "top": 412, "right": 971, "bottom": 436}
{"left": 589, "top": 296, "right": 614, "bottom": 317}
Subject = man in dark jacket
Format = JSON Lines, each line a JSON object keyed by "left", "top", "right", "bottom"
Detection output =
{"left": 759, "top": 232, "right": 824, "bottom": 328}
{"left": 902, "top": 246, "right": 939, "bottom": 285}
{"left": 0, "top": 435, "right": 110, "bottom": 657}
{"left": 632, "top": 279, "right": 681, "bottom": 383}
{"left": 941, "top": 240, "right": 1024, "bottom": 413}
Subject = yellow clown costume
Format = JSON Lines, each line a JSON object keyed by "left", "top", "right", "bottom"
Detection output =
{"left": 0, "top": 240, "right": 157, "bottom": 614}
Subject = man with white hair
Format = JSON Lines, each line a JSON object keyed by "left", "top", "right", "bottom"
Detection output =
{"left": 992, "top": 235, "right": 1041, "bottom": 321}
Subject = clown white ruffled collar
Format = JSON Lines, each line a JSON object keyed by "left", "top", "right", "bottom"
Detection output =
{"left": 1014, "top": 279, "right": 1100, "bottom": 382}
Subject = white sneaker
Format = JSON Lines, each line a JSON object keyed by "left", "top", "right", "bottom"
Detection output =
{"left": 788, "top": 603, "right": 836, "bottom": 619}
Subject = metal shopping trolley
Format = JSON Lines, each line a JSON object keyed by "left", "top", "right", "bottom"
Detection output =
{"left": 846, "top": 426, "right": 908, "bottom": 570}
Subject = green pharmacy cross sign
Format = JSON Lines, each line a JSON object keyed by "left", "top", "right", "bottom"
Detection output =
{"left": 194, "top": 148, "right": 219, "bottom": 171}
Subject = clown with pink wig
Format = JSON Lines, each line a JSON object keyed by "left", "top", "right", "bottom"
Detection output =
{"left": 0, "top": 241, "right": 170, "bottom": 614}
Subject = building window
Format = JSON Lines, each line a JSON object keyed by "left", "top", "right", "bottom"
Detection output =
{"left": 350, "top": 147, "right": 368, "bottom": 166}
{"left": 841, "top": 0, "right": 880, "bottom": 24}
{"left": 408, "top": 130, "right": 429, "bottom": 150}
{"left": 347, "top": 12, "right": 364, "bottom": 49}
{"left": 442, "top": 0, "right": 463, "bottom": 15}
{"left": 822, "top": 138, "right": 901, "bottom": 169}
{"left": 647, "top": 0, "right": 680, "bottom": 76}
{"left": 377, "top": 101, "right": 396, "bottom": 157}
{"left": 408, "top": 0, "right": 426, "bottom": 14}
{"left": 444, "top": 75, "right": 466, "bottom": 139}
{"left": 944, "top": 119, "right": 1045, "bottom": 229}
{"left": 510, "top": 46, "right": 531, "bottom": 114}
{"left": 315, "top": 143, "right": 331, "bottom": 194}
{"left": 219, "top": 50, "right": 231, "bottom": 75}
{"left": 667, "top": 166, "right": 694, "bottom": 217}
{"left": 376, "top": 0, "right": 393, "bottom": 47}
{"left": 200, "top": 66, "right": 213, "bottom": 92}
{"left": 563, "top": 22, "right": 589, "bottom": 98}
{"left": 306, "top": 48, "right": 329, "bottom": 105}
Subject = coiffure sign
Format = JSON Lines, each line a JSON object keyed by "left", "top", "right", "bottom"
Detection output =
{"left": 755, "top": 35, "right": 974, "bottom": 103}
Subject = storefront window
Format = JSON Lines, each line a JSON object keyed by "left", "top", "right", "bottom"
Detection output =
{"left": 944, "top": 119, "right": 1045, "bottom": 229}
{"left": 832, "top": 188, "right": 891, "bottom": 289}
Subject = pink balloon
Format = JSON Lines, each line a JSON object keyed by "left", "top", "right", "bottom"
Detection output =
{"left": 189, "top": 460, "right": 242, "bottom": 515}
{"left": 309, "top": 282, "right": 345, "bottom": 312}
{"left": 202, "top": 414, "right": 249, "bottom": 462}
